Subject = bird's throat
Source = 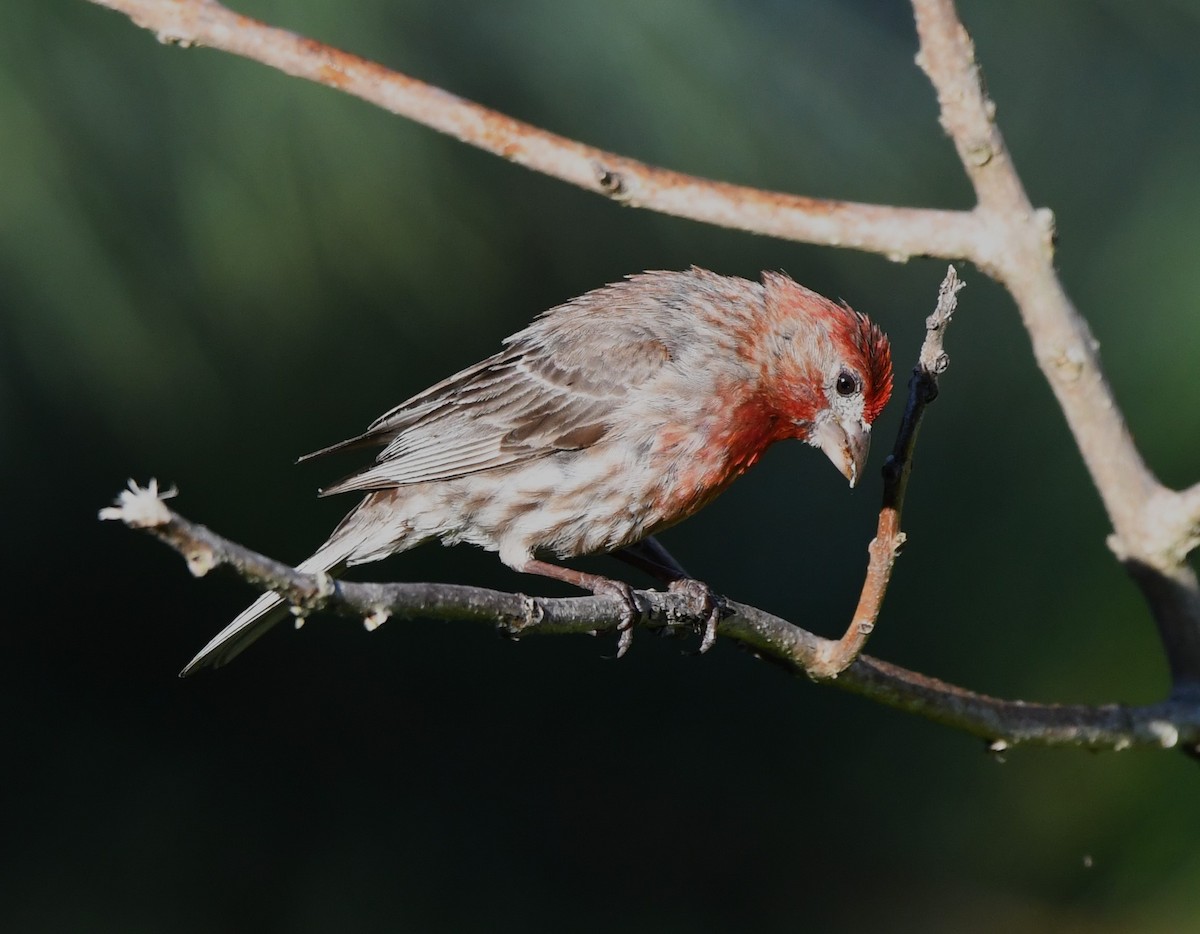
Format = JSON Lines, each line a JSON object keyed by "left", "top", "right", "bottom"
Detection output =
{"left": 650, "top": 393, "right": 787, "bottom": 528}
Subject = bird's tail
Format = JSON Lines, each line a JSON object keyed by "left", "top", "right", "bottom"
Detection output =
{"left": 178, "top": 543, "right": 352, "bottom": 677}
{"left": 179, "top": 490, "right": 411, "bottom": 676}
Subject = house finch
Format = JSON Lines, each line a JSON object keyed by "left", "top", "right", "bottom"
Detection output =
{"left": 182, "top": 268, "right": 891, "bottom": 674}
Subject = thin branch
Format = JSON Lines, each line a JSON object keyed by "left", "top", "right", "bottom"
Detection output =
{"left": 914, "top": 0, "right": 1153, "bottom": 517}
{"left": 82, "top": 0, "right": 985, "bottom": 263}
{"left": 913, "top": 0, "right": 1157, "bottom": 526}
{"left": 912, "top": 0, "right": 1200, "bottom": 686}
{"left": 839, "top": 656, "right": 1200, "bottom": 753}
{"left": 812, "top": 266, "right": 963, "bottom": 678}
{"left": 98, "top": 479, "right": 1200, "bottom": 752}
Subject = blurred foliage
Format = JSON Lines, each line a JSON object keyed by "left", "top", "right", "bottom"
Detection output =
{"left": 3, "top": 0, "right": 1200, "bottom": 931}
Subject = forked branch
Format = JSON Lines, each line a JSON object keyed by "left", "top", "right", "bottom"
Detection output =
{"left": 911, "top": 0, "right": 1200, "bottom": 688}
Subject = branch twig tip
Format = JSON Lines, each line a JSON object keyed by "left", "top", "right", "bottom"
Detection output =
{"left": 98, "top": 479, "right": 177, "bottom": 528}
{"left": 919, "top": 266, "right": 962, "bottom": 377}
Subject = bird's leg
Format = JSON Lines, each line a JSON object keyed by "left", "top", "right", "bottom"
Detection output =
{"left": 614, "top": 536, "right": 725, "bottom": 653}
{"left": 515, "top": 558, "right": 643, "bottom": 657}
{"left": 614, "top": 535, "right": 691, "bottom": 578}
{"left": 614, "top": 535, "right": 690, "bottom": 581}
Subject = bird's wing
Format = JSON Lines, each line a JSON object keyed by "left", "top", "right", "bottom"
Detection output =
{"left": 313, "top": 320, "right": 673, "bottom": 495}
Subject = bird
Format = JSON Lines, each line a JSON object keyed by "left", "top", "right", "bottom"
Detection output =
{"left": 181, "top": 267, "right": 892, "bottom": 674}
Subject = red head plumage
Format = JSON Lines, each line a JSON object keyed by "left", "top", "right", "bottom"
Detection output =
{"left": 834, "top": 303, "right": 893, "bottom": 425}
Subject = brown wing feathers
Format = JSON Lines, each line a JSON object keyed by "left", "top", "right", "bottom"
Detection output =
{"left": 310, "top": 332, "right": 663, "bottom": 496}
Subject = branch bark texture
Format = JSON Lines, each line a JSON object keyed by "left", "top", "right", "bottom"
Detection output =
{"left": 99, "top": 479, "right": 1200, "bottom": 753}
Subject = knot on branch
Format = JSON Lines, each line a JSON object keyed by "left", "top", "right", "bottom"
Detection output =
{"left": 592, "top": 161, "right": 630, "bottom": 201}
{"left": 155, "top": 31, "right": 196, "bottom": 48}
{"left": 1146, "top": 720, "right": 1180, "bottom": 749}
{"left": 501, "top": 595, "right": 545, "bottom": 639}
{"left": 964, "top": 140, "right": 994, "bottom": 167}
{"left": 363, "top": 607, "right": 390, "bottom": 632}
{"left": 1034, "top": 207, "right": 1057, "bottom": 252}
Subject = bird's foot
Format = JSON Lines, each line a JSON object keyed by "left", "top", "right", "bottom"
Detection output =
{"left": 590, "top": 577, "right": 643, "bottom": 658}
{"left": 511, "top": 557, "right": 645, "bottom": 658}
{"left": 668, "top": 578, "right": 726, "bottom": 654}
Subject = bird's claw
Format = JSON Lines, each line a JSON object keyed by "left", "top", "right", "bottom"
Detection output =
{"left": 592, "top": 578, "right": 642, "bottom": 658}
{"left": 616, "top": 621, "right": 635, "bottom": 658}
{"left": 668, "top": 578, "right": 725, "bottom": 654}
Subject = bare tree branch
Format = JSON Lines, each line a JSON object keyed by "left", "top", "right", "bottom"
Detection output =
{"left": 839, "top": 657, "right": 1200, "bottom": 753}
{"left": 913, "top": 0, "right": 1152, "bottom": 521}
{"left": 81, "top": 0, "right": 984, "bottom": 263}
{"left": 98, "top": 479, "right": 1200, "bottom": 753}
{"left": 912, "top": 0, "right": 1200, "bottom": 688}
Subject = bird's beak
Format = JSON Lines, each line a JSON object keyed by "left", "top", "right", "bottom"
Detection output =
{"left": 812, "top": 419, "right": 871, "bottom": 488}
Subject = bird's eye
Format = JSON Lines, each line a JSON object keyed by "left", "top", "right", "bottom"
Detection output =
{"left": 835, "top": 371, "right": 860, "bottom": 397}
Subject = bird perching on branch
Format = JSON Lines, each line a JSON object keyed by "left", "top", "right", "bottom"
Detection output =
{"left": 182, "top": 268, "right": 892, "bottom": 674}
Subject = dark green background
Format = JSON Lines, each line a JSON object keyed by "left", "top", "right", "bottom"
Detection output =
{"left": 4, "top": 1, "right": 1199, "bottom": 930}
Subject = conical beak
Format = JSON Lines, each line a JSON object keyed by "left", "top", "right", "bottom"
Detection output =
{"left": 813, "top": 419, "right": 871, "bottom": 488}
